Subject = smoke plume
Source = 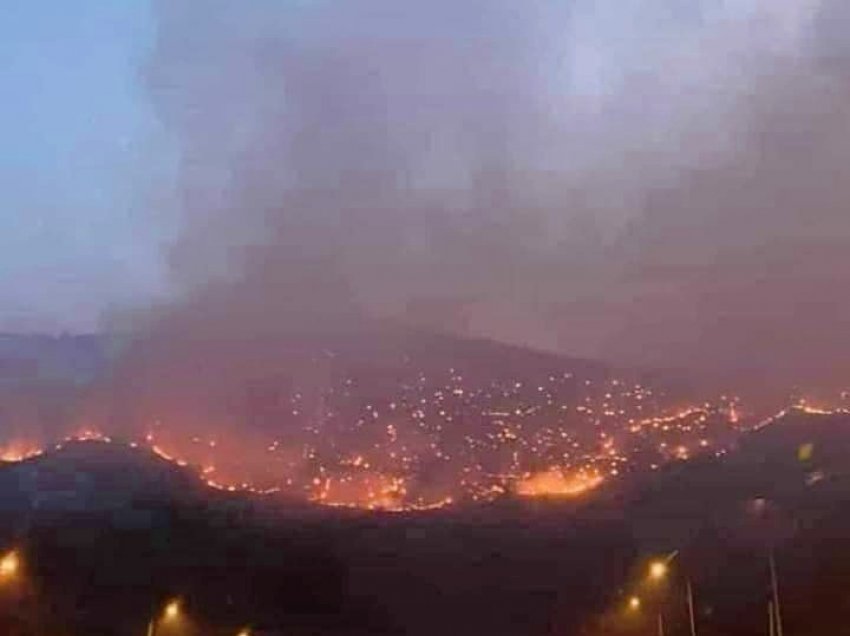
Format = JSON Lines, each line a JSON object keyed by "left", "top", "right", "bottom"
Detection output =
{"left": 135, "top": 0, "right": 850, "bottom": 393}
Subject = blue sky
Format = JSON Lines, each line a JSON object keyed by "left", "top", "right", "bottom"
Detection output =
{"left": 0, "top": 1, "right": 172, "bottom": 332}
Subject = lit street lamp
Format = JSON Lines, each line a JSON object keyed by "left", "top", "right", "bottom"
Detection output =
{"left": 647, "top": 556, "right": 670, "bottom": 636}
{"left": 0, "top": 550, "right": 33, "bottom": 632}
{"left": 628, "top": 591, "right": 663, "bottom": 636}
{"left": 746, "top": 497, "right": 786, "bottom": 636}
{"left": 0, "top": 551, "right": 19, "bottom": 580}
{"left": 164, "top": 600, "right": 180, "bottom": 620}
{"left": 646, "top": 552, "right": 697, "bottom": 636}
{"left": 147, "top": 598, "right": 181, "bottom": 636}
{"left": 649, "top": 560, "right": 668, "bottom": 581}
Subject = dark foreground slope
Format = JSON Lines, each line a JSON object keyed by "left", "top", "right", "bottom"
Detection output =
{"left": 0, "top": 442, "right": 394, "bottom": 636}
{"left": 2, "top": 410, "right": 850, "bottom": 635}
{"left": 604, "top": 407, "right": 850, "bottom": 636}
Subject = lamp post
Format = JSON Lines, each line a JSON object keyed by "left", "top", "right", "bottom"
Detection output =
{"left": 686, "top": 579, "right": 696, "bottom": 636}
{"left": 746, "top": 498, "right": 787, "bottom": 636}
{"left": 648, "top": 559, "right": 668, "bottom": 636}
{"left": 0, "top": 551, "right": 20, "bottom": 582}
{"left": 649, "top": 560, "right": 668, "bottom": 581}
{"left": 768, "top": 600, "right": 775, "bottom": 636}
{"left": 147, "top": 599, "right": 181, "bottom": 636}
{"left": 647, "top": 552, "right": 697, "bottom": 636}
{"left": 769, "top": 550, "right": 784, "bottom": 636}
{"left": 0, "top": 549, "right": 32, "bottom": 632}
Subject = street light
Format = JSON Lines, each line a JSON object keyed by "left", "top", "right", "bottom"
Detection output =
{"left": 164, "top": 600, "right": 181, "bottom": 621}
{"left": 628, "top": 596, "right": 642, "bottom": 611}
{"left": 236, "top": 629, "right": 251, "bottom": 636}
{"left": 0, "top": 551, "right": 19, "bottom": 580}
{"left": 649, "top": 560, "right": 668, "bottom": 581}
{"left": 147, "top": 598, "right": 182, "bottom": 636}
{"left": 646, "top": 552, "right": 697, "bottom": 636}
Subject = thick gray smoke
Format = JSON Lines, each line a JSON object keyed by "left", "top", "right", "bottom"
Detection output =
{"left": 140, "top": 0, "right": 850, "bottom": 392}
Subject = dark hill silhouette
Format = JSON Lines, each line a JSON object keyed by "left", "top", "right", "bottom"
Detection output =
{"left": 0, "top": 440, "right": 205, "bottom": 517}
{"left": 0, "top": 441, "right": 396, "bottom": 636}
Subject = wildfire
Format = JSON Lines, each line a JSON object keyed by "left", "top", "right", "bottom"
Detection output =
{"left": 68, "top": 429, "right": 111, "bottom": 443}
{"left": 793, "top": 400, "right": 850, "bottom": 417}
{"left": 309, "top": 472, "right": 418, "bottom": 511}
{"left": 3, "top": 376, "right": 843, "bottom": 514}
{"left": 729, "top": 403, "right": 740, "bottom": 424}
{"left": 0, "top": 442, "right": 43, "bottom": 463}
{"left": 515, "top": 468, "right": 604, "bottom": 498}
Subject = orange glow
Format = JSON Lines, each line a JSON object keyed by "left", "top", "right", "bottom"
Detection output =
{"left": 649, "top": 560, "right": 668, "bottom": 580}
{"left": 163, "top": 599, "right": 181, "bottom": 620}
{"left": 306, "top": 472, "right": 451, "bottom": 511}
{"left": 729, "top": 404, "right": 740, "bottom": 424}
{"left": 0, "top": 441, "right": 43, "bottom": 463}
{"left": 0, "top": 551, "right": 20, "bottom": 578}
{"left": 5, "top": 381, "right": 841, "bottom": 513}
{"left": 69, "top": 428, "right": 111, "bottom": 443}
{"left": 794, "top": 401, "right": 849, "bottom": 416}
{"left": 151, "top": 445, "right": 176, "bottom": 462}
{"left": 515, "top": 469, "right": 603, "bottom": 498}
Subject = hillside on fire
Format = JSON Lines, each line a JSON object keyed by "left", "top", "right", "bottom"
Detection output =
{"left": 1, "top": 408, "right": 850, "bottom": 635}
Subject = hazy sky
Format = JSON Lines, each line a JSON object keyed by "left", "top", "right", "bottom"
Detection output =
{"left": 0, "top": 0, "right": 811, "bottom": 333}
{"left": 4, "top": 1, "right": 850, "bottom": 388}
{"left": 0, "top": 1, "right": 172, "bottom": 332}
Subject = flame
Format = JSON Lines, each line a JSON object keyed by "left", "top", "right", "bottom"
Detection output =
{"left": 793, "top": 400, "right": 850, "bottom": 417}
{"left": 0, "top": 441, "right": 43, "bottom": 463}
{"left": 69, "top": 429, "right": 111, "bottom": 443}
{"left": 4, "top": 381, "right": 846, "bottom": 512}
{"left": 729, "top": 403, "right": 740, "bottom": 424}
{"left": 515, "top": 468, "right": 603, "bottom": 498}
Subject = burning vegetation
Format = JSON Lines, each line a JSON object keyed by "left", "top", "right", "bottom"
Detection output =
{"left": 7, "top": 342, "right": 845, "bottom": 512}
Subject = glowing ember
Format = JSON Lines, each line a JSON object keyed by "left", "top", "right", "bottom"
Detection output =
{"left": 0, "top": 551, "right": 19, "bottom": 578}
{"left": 794, "top": 401, "right": 850, "bottom": 417}
{"left": 1, "top": 373, "right": 845, "bottom": 513}
{"left": 69, "top": 429, "right": 111, "bottom": 443}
